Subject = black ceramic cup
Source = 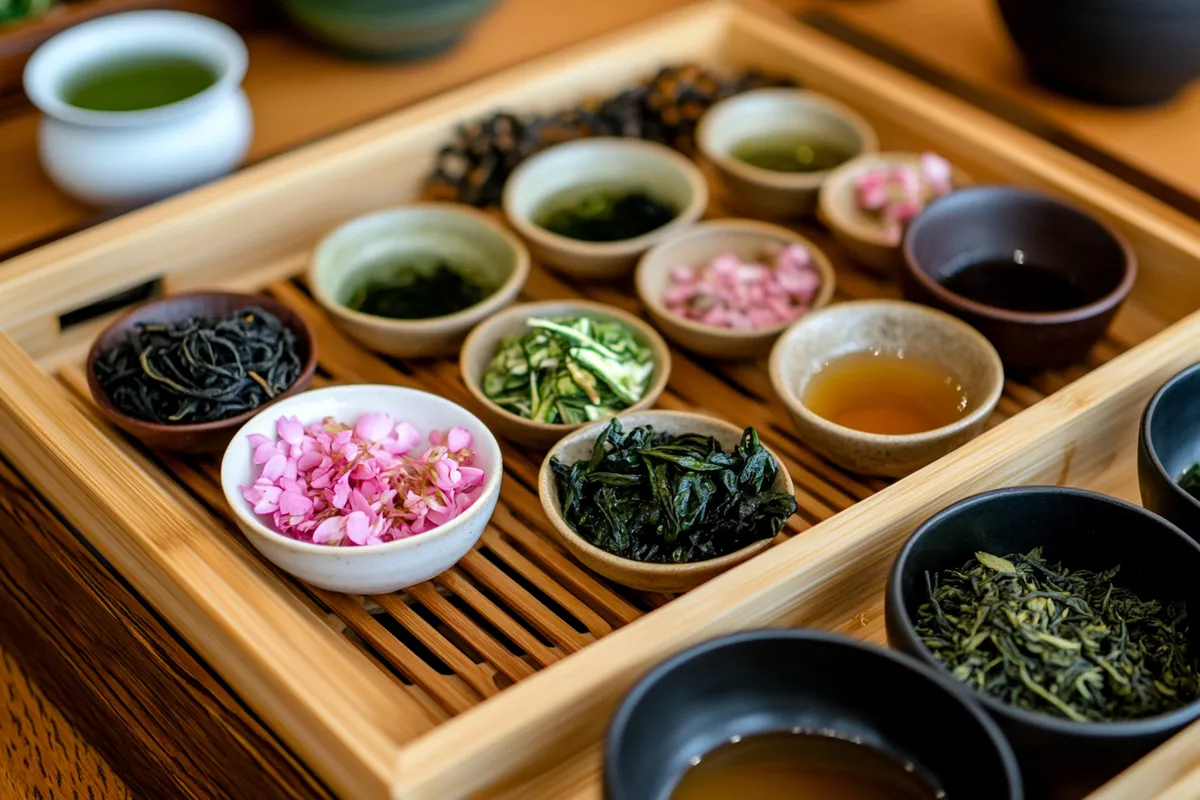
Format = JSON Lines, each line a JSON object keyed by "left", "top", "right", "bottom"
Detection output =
{"left": 1139, "top": 361, "right": 1200, "bottom": 539}
{"left": 886, "top": 486, "right": 1200, "bottom": 800}
{"left": 605, "top": 630, "right": 1021, "bottom": 800}
{"left": 901, "top": 186, "right": 1135, "bottom": 369}
{"left": 996, "top": 0, "right": 1200, "bottom": 106}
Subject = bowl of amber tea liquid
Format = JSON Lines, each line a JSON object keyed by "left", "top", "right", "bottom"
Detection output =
{"left": 696, "top": 88, "right": 878, "bottom": 218}
{"left": 606, "top": 630, "right": 1022, "bottom": 800}
{"left": 901, "top": 185, "right": 1136, "bottom": 369}
{"left": 23, "top": 10, "right": 252, "bottom": 207}
{"left": 769, "top": 299, "right": 1003, "bottom": 477}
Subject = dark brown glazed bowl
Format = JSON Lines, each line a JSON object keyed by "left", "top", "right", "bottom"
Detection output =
{"left": 86, "top": 292, "right": 318, "bottom": 454}
{"left": 901, "top": 186, "right": 1135, "bottom": 369}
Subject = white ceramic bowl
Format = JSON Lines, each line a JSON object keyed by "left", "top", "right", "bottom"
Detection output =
{"left": 220, "top": 385, "right": 503, "bottom": 594}
{"left": 502, "top": 138, "right": 709, "bottom": 280}
{"left": 23, "top": 10, "right": 252, "bottom": 207}
{"left": 697, "top": 88, "right": 877, "bottom": 218}
{"left": 308, "top": 203, "right": 530, "bottom": 358}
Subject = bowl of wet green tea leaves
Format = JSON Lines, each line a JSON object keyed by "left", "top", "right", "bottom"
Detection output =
{"left": 86, "top": 291, "right": 317, "bottom": 453}
{"left": 460, "top": 299, "right": 671, "bottom": 450}
{"left": 887, "top": 486, "right": 1200, "bottom": 798}
{"left": 501, "top": 138, "right": 708, "bottom": 280}
{"left": 697, "top": 88, "right": 877, "bottom": 218}
{"left": 538, "top": 411, "right": 797, "bottom": 592}
{"left": 309, "top": 203, "right": 530, "bottom": 358}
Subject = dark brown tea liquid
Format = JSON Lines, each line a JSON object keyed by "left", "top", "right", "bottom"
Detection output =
{"left": 937, "top": 253, "right": 1089, "bottom": 313}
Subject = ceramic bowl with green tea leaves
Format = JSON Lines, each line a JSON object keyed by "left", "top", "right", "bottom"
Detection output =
{"left": 308, "top": 203, "right": 530, "bottom": 358}
{"left": 460, "top": 300, "right": 671, "bottom": 449}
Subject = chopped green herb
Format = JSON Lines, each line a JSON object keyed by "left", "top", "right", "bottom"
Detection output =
{"left": 482, "top": 316, "right": 655, "bottom": 425}
{"left": 551, "top": 419, "right": 798, "bottom": 564}
{"left": 346, "top": 256, "right": 494, "bottom": 320}
{"left": 1180, "top": 463, "right": 1200, "bottom": 502}
{"left": 536, "top": 189, "right": 677, "bottom": 242}
{"left": 916, "top": 548, "right": 1200, "bottom": 722}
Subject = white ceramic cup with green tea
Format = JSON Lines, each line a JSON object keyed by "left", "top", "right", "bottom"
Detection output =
{"left": 23, "top": 10, "right": 252, "bottom": 207}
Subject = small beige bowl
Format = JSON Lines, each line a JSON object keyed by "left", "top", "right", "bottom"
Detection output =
{"left": 501, "top": 138, "right": 709, "bottom": 280}
{"left": 308, "top": 203, "right": 530, "bottom": 358}
{"left": 538, "top": 410, "right": 794, "bottom": 593}
{"left": 635, "top": 219, "right": 836, "bottom": 360}
{"left": 768, "top": 300, "right": 1004, "bottom": 478}
{"left": 460, "top": 299, "right": 672, "bottom": 450}
{"left": 818, "top": 152, "right": 971, "bottom": 277}
{"left": 697, "top": 88, "right": 878, "bottom": 218}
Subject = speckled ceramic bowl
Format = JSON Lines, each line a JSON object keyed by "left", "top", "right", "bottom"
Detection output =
{"left": 279, "top": 0, "right": 499, "bottom": 60}
{"left": 769, "top": 300, "right": 1004, "bottom": 477}
{"left": 538, "top": 410, "right": 794, "bottom": 593}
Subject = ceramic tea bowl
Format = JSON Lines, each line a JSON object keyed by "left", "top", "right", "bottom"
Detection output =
{"left": 901, "top": 186, "right": 1135, "bottom": 369}
{"left": 634, "top": 219, "right": 836, "bottom": 360}
{"left": 538, "top": 410, "right": 792, "bottom": 593}
{"left": 86, "top": 291, "right": 317, "bottom": 454}
{"left": 1139, "top": 361, "right": 1200, "bottom": 540}
{"left": 606, "top": 630, "right": 1022, "bottom": 800}
{"left": 887, "top": 487, "right": 1200, "bottom": 799}
{"left": 696, "top": 88, "right": 877, "bottom": 218}
{"left": 768, "top": 300, "right": 1003, "bottom": 478}
{"left": 308, "top": 202, "right": 530, "bottom": 358}
{"left": 996, "top": 0, "right": 1200, "bottom": 106}
{"left": 221, "top": 384, "right": 503, "bottom": 594}
{"left": 279, "top": 0, "right": 500, "bottom": 60}
{"left": 502, "top": 138, "right": 708, "bottom": 280}
{"left": 460, "top": 300, "right": 671, "bottom": 450}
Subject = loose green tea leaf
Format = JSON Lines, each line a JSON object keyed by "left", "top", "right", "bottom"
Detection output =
{"left": 0, "top": 0, "right": 51, "bottom": 24}
{"left": 551, "top": 419, "right": 798, "bottom": 564}
{"left": 916, "top": 548, "right": 1200, "bottom": 722}
{"left": 537, "top": 190, "right": 677, "bottom": 242}
{"left": 1179, "top": 463, "right": 1200, "bottom": 502}
{"left": 94, "top": 307, "right": 302, "bottom": 425}
{"left": 346, "top": 256, "right": 493, "bottom": 320}
{"left": 482, "top": 316, "right": 655, "bottom": 424}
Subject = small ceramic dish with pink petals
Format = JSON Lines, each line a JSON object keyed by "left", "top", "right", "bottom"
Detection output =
{"left": 220, "top": 384, "right": 503, "bottom": 594}
{"left": 635, "top": 219, "right": 836, "bottom": 360}
{"left": 818, "top": 152, "right": 970, "bottom": 277}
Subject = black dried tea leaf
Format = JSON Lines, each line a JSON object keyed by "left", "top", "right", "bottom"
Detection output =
{"left": 346, "top": 256, "right": 493, "bottom": 320}
{"left": 916, "top": 548, "right": 1200, "bottom": 722}
{"left": 551, "top": 419, "right": 798, "bottom": 565}
{"left": 94, "top": 306, "right": 303, "bottom": 425}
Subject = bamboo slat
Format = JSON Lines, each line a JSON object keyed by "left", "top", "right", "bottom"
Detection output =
{"left": 1, "top": 3, "right": 1200, "bottom": 798}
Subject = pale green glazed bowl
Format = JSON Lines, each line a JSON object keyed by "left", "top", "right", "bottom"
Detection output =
{"left": 279, "top": 0, "right": 500, "bottom": 60}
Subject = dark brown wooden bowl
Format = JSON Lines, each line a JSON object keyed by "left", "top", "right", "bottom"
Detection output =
{"left": 85, "top": 291, "right": 318, "bottom": 454}
{"left": 900, "top": 186, "right": 1136, "bottom": 369}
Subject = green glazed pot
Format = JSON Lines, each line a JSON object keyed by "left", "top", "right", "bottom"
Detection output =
{"left": 279, "top": 0, "right": 500, "bottom": 60}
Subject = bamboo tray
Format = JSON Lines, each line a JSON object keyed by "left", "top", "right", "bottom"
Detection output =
{"left": 2, "top": 2, "right": 1200, "bottom": 798}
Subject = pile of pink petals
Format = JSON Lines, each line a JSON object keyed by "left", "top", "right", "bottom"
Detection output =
{"left": 241, "top": 413, "right": 485, "bottom": 547}
{"left": 662, "top": 243, "right": 821, "bottom": 330}
{"left": 854, "top": 152, "right": 953, "bottom": 245}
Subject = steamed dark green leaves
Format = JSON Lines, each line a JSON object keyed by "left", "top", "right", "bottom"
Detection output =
{"left": 551, "top": 419, "right": 798, "bottom": 564}
{"left": 94, "top": 307, "right": 302, "bottom": 425}
{"left": 482, "top": 316, "right": 654, "bottom": 424}
{"left": 917, "top": 548, "right": 1200, "bottom": 723}
{"left": 1179, "top": 463, "right": 1200, "bottom": 502}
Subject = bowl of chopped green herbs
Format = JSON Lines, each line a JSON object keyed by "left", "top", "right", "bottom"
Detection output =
{"left": 886, "top": 486, "right": 1200, "bottom": 799}
{"left": 538, "top": 411, "right": 798, "bottom": 593}
{"left": 460, "top": 299, "right": 671, "bottom": 450}
{"left": 1139, "top": 361, "right": 1200, "bottom": 541}
{"left": 309, "top": 203, "right": 529, "bottom": 358}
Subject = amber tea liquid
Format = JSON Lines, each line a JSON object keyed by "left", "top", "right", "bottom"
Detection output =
{"left": 803, "top": 351, "right": 968, "bottom": 435}
{"left": 670, "top": 732, "right": 941, "bottom": 800}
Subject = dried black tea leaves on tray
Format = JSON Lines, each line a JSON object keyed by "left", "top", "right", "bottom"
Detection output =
{"left": 916, "top": 548, "right": 1200, "bottom": 722}
{"left": 551, "top": 419, "right": 798, "bottom": 564}
{"left": 94, "top": 307, "right": 302, "bottom": 425}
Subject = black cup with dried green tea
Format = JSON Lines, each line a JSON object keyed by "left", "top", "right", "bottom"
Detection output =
{"left": 887, "top": 486, "right": 1200, "bottom": 798}
{"left": 550, "top": 418, "right": 798, "bottom": 564}
{"left": 342, "top": 253, "right": 496, "bottom": 320}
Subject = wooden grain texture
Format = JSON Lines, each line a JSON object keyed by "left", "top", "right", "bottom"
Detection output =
{"left": 0, "top": 644, "right": 132, "bottom": 800}
{"left": 0, "top": 456, "right": 332, "bottom": 800}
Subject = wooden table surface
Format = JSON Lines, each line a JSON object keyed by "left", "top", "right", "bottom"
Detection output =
{"left": 4, "top": 0, "right": 1200, "bottom": 797}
